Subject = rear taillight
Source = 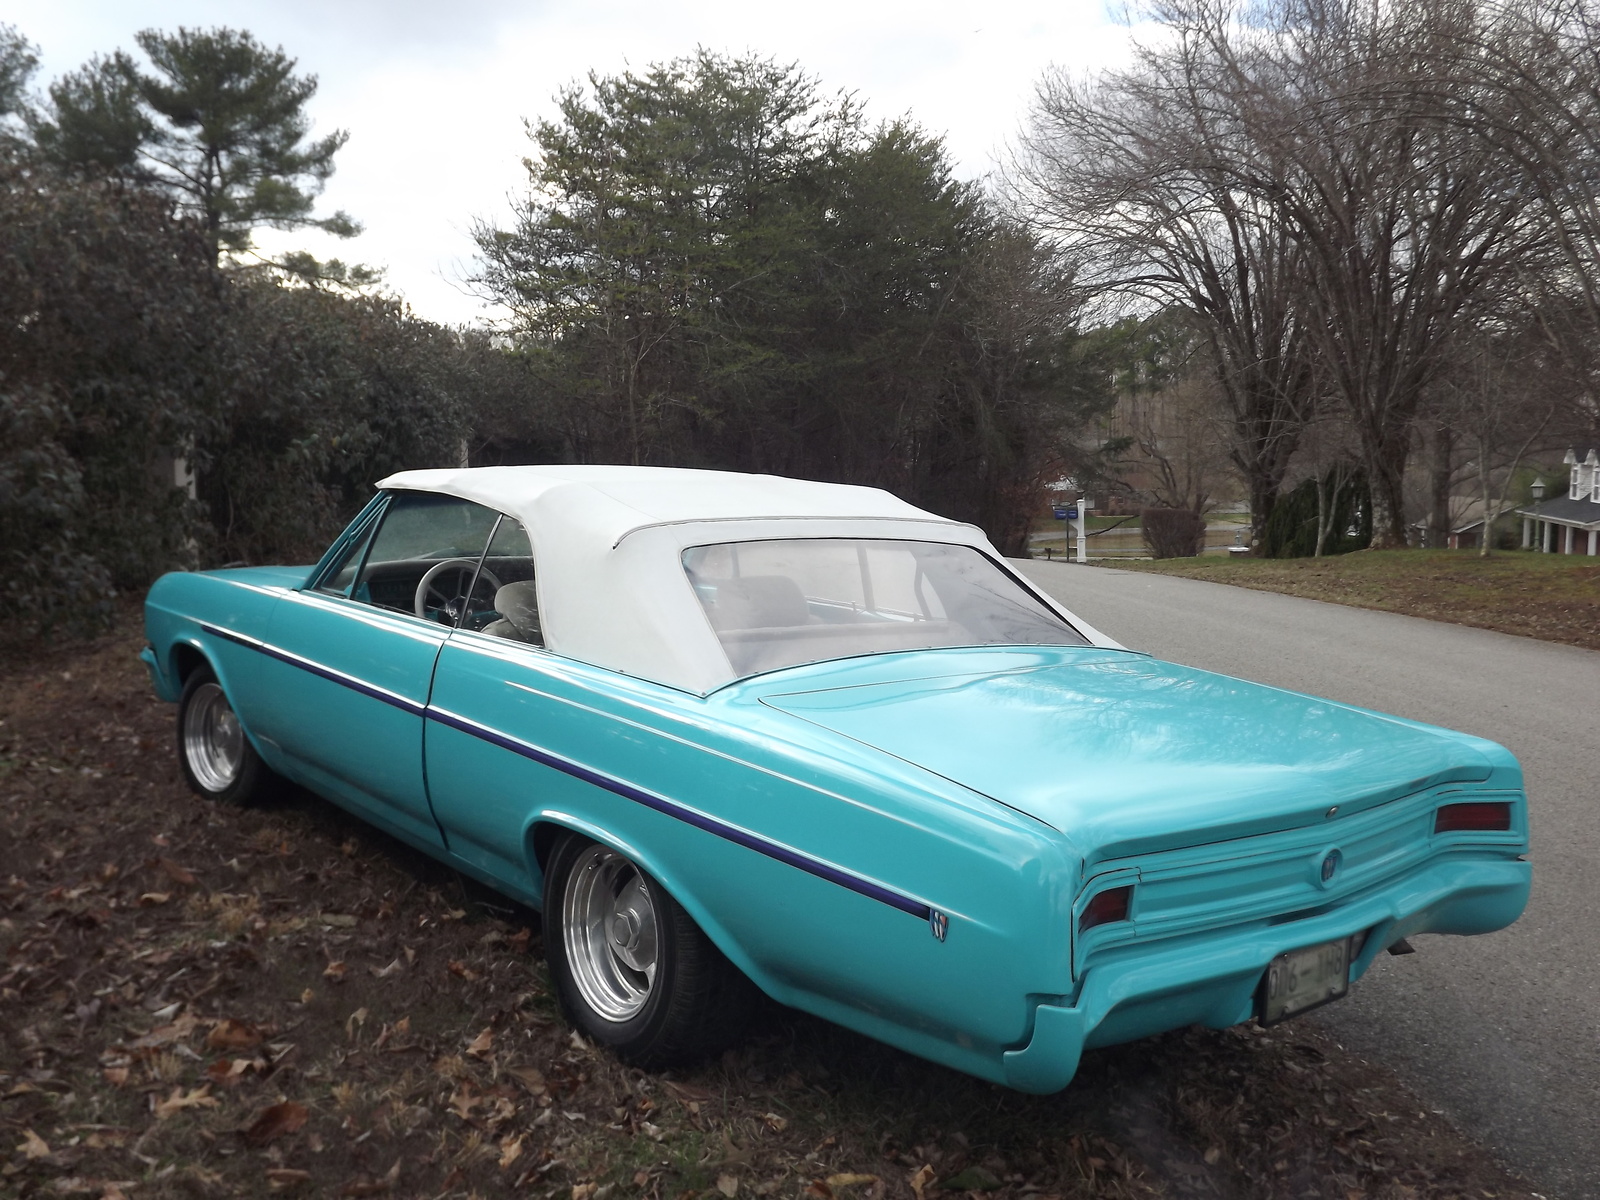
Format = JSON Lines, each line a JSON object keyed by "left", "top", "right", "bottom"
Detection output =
{"left": 1434, "top": 801, "right": 1512, "bottom": 834}
{"left": 1079, "top": 885, "right": 1133, "bottom": 933}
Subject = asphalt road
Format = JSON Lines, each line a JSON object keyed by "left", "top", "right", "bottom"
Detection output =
{"left": 1014, "top": 561, "right": 1600, "bottom": 1200}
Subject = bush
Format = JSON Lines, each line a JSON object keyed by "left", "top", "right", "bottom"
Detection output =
{"left": 1262, "top": 469, "right": 1372, "bottom": 558}
{"left": 0, "top": 162, "right": 221, "bottom": 634}
{"left": 1141, "top": 507, "right": 1206, "bottom": 558}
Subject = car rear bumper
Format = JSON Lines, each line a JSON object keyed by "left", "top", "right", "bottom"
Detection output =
{"left": 1000, "top": 854, "right": 1530, "bottom": 1093}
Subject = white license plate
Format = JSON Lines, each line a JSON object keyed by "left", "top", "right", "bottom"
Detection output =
{"left": 1260, "top": 937, "right": 1352, "bottom": 1024}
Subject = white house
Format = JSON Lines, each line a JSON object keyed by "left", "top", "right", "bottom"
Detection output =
{"left": 1518, "top": 448, "right": 1600, "bottom": 555}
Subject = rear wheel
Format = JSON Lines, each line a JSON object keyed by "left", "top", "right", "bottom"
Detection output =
{"left": 543, "top": 832, "right": 754, "bottom": 1068}
{"left": 176, "top": 666, "right": 271, "bottom": 805}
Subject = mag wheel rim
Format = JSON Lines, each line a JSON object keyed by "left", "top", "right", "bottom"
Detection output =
{"left": 183, "top": 683, "right": 243, "bottom": 793}
{"left": 562, "top": 844, "right": 659, "bottom": 1022}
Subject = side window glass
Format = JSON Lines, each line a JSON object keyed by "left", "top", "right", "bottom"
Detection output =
{"left": 355, "top": 492, "right": 499, "bottom": 622}
{"left": 471, "top": 518, "right": 541, "bottom": 646}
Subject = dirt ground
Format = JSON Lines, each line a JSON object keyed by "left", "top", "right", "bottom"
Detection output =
{"left": 1108, "top": 549, "right": 1600, "bottom": 653}
{"left": 1, "top": 611, "right": 1546, "bottom": 1199}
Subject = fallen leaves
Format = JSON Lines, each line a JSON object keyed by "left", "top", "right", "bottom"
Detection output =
{"left": 153, "top": 1084, "right": 219, "bottom": 1119}
{"left": 153, "top": 857, "right": 197, "bottom": 887}
{"left": 507, "top": 1065, "right": 547, "bottom": 1095}
{"left": 205, "top": 1056, "right": 265, "bottom": 1088}
{"left": 338, "top": 1158, "right": 401, "bottom": 1197}
{"left": 465, "top": 1027, "right": 494, "bottom": 1059}
{"left": 205, "top": 1018, "right": 266, "bottom": 1052}
{"left": 17, "top": 1129, "right": 50, "bottom": 1160}
{"left": 908, "top": 1164, "right": 935, "bottom": 1200}
{"left": 240, "top": 1100, "right": 308, "bottom": 1146}
{"left": 322, "top": 961, "right": 347, "bottom": 983}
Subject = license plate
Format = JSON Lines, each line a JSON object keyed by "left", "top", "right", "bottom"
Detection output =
{"left": 1260, "top": 937, "right": 1351, "bottom": 1024}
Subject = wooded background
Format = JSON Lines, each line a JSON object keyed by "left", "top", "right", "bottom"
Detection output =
{"left": 4, "top": 1, "right": 1599, "bottom": 637}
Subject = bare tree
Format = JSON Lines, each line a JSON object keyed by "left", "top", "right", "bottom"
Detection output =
{"left": 1438, "top": 322, "right": 1576, "bottom": 554}
{"left": 1019, "top": 0, "right": 1574, "bottom": 549}
{"left": 1014, "top": 20, "right": 1317, "bottom": 551}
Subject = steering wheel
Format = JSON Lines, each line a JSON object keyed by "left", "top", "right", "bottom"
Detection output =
{"left": 413, "top": 558, "right": 502, "bottom": 626}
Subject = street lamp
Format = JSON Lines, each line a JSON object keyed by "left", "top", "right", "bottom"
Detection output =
{"left": 1530, "top": 477, "right": 1546, "bottom": 552}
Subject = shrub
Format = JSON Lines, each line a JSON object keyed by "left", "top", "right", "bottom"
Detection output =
{"left": 1262, "top": 469, "right": 1372, "bottom": 558}
{"left": 1141, "top": 507, "right": 1206, "bottom": 558}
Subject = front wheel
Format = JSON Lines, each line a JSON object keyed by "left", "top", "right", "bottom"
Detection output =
{"left": 543, "top": 832, "right": 754, "bottom": 1068}
{"left": 176, "top": 666, "right": 272, "bottom": 805}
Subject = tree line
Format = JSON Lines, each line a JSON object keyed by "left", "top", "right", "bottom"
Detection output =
{"left": 1, "top": 27, "right": 1125, "bottom": 639}
{"left": 7, "top": 2, "right": 1600, "bottom": 641}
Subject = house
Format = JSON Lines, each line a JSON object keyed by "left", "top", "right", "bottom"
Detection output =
{"left": 1418, "top": 498, "right": 1519, "bottom": 550}
{"left": 1517, "top": 448, "right": 1600, "bottom": 555}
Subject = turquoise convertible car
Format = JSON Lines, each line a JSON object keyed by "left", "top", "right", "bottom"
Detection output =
{"left": 141, "top": 466, "right": 1530, "bottom": 1091}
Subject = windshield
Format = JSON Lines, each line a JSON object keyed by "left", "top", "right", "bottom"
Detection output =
{"left": 683, "top": 538, "right": 1088, "bottom": 676}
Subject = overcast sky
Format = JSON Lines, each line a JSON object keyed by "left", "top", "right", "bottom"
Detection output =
{"left": 17, "top": 1, "right": 1134, "bottom": 326}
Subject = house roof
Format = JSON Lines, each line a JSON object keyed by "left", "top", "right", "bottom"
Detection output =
{"left": 1516, "top": 495, "right": 1600, "bottom": 528}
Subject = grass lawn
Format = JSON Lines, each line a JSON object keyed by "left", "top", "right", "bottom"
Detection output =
{"left": 1105, "top": 549, "right": 1600, "bottom": 652}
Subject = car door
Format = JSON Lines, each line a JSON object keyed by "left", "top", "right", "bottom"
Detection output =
{"left": 253, "top": 491, "right": 500, "bottom": 850}
{"left": 423, "top": 514, "right": 551, "bottom": 900}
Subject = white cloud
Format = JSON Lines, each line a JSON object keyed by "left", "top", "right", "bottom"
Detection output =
{"left": 23, "top": 0, "right": 1133, "bottom": 325}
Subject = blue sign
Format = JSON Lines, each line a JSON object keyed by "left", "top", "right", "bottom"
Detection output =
{"left": 1066, "top": 507, "right": 1079, "bottom": 520}
{"left": 1052, "top": 506, "right": 1069, "bottom": 520}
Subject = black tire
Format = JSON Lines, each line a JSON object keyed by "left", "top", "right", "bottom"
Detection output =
{"left": 543, "top": 831, "right": 755, "bottom": 1068}
{"left": 176, "top": 666, "right": 271, "bottom": 805}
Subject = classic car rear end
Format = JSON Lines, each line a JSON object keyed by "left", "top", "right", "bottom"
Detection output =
{"left": 726, "top": 646, "right": 1528, "bottom": 1091}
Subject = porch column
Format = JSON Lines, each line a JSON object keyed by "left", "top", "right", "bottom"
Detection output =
{"left": 1522, "top": 517, "right": 1532, "bottom": 548}
{"left": 1591, "top": 529, "right": 1598, "bottom": 556}
{"left": 1565, "top": 525, "right": 1575, "bottom": 554}
{"left": 1543, "top": 521, "right": 1554, "bottom": 552}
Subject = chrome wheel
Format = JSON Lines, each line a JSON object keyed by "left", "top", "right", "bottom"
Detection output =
{"left": 182, "top": 682, "right": 244, "bottom": 793}
{"left": 561, "top": 844, "right": 659, "bottom": 1022}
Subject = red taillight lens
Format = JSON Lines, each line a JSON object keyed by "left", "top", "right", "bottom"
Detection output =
{"left": 1079, "top": 885, "right": 1133, "bottom": 933}
{"left": 1434, "top": 802, "right": 1512, "bottom": 834}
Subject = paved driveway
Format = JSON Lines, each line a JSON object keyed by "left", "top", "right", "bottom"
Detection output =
{"left": 1015, "top": 561, "right": 1600, "bottom": 1200}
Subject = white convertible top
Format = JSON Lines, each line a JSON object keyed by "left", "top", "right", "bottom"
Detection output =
{"left": 375, "top": 465, "right": 1118, "bottom": 693}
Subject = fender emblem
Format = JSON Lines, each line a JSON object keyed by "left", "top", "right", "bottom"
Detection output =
{"left": 929, "top": 910, "right": 949, "bottom": 942}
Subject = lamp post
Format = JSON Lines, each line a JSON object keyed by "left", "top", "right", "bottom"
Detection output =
{"left": 1531, "top": 477, "right": 1547, "bottom": 552}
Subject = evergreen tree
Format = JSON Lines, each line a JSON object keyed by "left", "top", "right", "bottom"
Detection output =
{"left": 37, "top": 27, "right": 356, "bottom": 262}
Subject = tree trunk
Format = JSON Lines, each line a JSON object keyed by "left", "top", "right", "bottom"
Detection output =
{"left": 1428, "top": 424, "right": 1454, "bottom": 549}
{"left": 1247, "top": 475, "right": 1278, "bottom": 554}
{"left": 1314, "top": 471, "right": 1329, "bottom": 557}
{"left": 1366, "top": 444, "right": 1412, "bottom": 549}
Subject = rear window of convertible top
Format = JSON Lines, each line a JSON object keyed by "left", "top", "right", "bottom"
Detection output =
{"left": 682, "top": 538, "right": 1088, "bottom": 676}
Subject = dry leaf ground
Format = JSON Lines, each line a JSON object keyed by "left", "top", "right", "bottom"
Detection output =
{"left": 1, "top": 608, "right": 1544, "bottom": 1199}
{"left": 1101, "top": 548, "right": 1600, "bottom": 652}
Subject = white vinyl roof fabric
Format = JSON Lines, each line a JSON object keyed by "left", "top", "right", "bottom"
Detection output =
{"left": 375, "top": 465, "right": 1119, "bottom": 693}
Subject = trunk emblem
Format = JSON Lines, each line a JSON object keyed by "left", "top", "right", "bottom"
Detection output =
{"left": 929, "top": 910, "right": 949, "bottom": 942}
{"left": 1320, "top": 849, "right": 1343, "bottom": 885}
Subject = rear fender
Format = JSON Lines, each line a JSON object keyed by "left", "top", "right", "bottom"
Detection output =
{"left": 524, "top": 814, "right": 789, "bottom": 1006}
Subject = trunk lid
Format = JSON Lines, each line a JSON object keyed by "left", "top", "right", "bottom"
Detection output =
{"left": 759, "top": 652, "right": 1494, "bottom": 862}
